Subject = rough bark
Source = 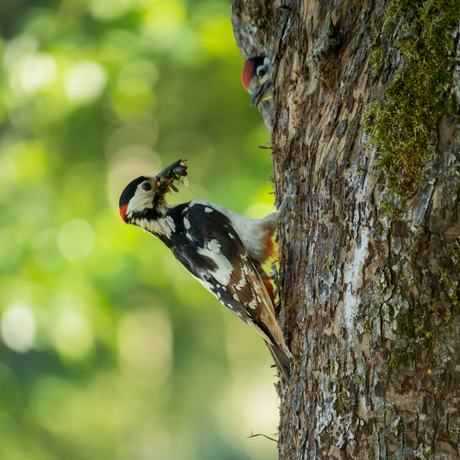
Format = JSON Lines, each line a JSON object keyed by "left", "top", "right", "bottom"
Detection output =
{"left": 232, "top": 0, "right": 460, "bottom": 459}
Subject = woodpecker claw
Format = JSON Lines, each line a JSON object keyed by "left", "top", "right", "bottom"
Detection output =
{"left": 181, "top": 177, "right": 189, "bottom": 187}
{"left": 278, "top": 194, "right": 300, "bottom": 214}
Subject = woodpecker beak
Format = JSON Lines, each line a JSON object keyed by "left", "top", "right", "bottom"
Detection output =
{"left": 119, "top": 160, "right": 188, "bottom": 223}
{"left": 156, "top": 159, "right": 188, "bottom": 193}
{"left": 251, "top": 81, "right": 272, "bottom": 106}
{"left": 156, "top": 159, "right": 187, "bottom": 182}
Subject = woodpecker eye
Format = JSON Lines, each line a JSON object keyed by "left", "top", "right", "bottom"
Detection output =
{"left": 142, "top": 182, "right": 152, "bottom": 191}
{"left": 258, "top": 68, "right": 266, "bottom": 77}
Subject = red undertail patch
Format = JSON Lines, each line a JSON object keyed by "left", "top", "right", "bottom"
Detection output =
{"left": 261, "top": 271, "right": 275, "bottom": 309}
{"left": 261, "top": 229, "right": 275, "bottom": 263}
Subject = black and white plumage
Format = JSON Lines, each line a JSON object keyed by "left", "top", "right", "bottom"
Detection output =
{"left": 119, "top": 160, "right": 292, "bottom": 381}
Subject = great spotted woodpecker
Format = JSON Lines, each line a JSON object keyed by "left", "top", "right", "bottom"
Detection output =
{"left": 119, "top": 159, "right": 292, "bottom": 382}
{"left": 241, "top": 57, "right": 273, "bottom": 105}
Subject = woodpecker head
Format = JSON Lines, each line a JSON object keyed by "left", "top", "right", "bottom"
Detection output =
{"left": 241, "top": 57, "right": 273, "bottom": 106}
{"left": 119, "top": 159, "right": 188, "bottom": 223}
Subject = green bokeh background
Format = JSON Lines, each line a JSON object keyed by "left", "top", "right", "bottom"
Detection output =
{"left": 0, "top": 1, "right": 279, "bottom": 459}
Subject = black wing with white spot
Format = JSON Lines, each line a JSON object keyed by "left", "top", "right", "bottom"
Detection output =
{"left": 168, "top": 203, "right": 282, "bottom": 346}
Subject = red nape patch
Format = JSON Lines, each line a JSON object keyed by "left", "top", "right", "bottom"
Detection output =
{"left": 119, "top": 204, "right": 128, "bottom": 221}
{"left": 241, "top": 60, "right": 255, "bottom": 90}
{"left": 261, "top": 271, "right": 275, "bottom": 309}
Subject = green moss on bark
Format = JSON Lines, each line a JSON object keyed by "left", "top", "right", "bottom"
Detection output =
{"left": 363, "top": 0, "right": 460, "bottom": 199}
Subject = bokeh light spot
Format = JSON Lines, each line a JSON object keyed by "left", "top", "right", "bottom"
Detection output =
{"left": 19, "top": 53, "right": 57, "bottom": 94}
{"left": 54, "top": 308, "right": 95, "bottom": 359}
{"left": 65, "top": 61, "right": 107, "bottom": 104}
{"left": 143, "top": 0, "right": 186, "bottom": 46}
{"left": 118, "top": 309, "right": 172, "bottom": 380}
{"left": 1, "top": 304, "right": 36, "bottom": 352}
{"left": 200, "top": 15, "right": 236, "bottom": 57}
{"left": 58, "top": 219, "right": 95, "bottom": 261}
{"left": 118, "top": 60, "right": 158, "bottom": 98}
{"left": 3, "top": 34, "right": 38, "bottom": 69}
{"left": 90, "top": 0, "right": 131, "bottom": 21}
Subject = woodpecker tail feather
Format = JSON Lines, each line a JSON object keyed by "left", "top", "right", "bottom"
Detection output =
{"left": 267, "top": 342, "right": 292, "bottom": 383}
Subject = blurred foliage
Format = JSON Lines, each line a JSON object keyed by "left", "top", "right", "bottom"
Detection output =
{"left": 0, "top": 1, "right": 279, "bottom": 459}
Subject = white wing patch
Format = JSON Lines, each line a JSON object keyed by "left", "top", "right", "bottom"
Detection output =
{"left": 186, "top": 199, "right": 278, "bottom": 263}
{"left": 207, "top": 239, "right": 221, "bottom": 252}
{"left": 184, "top": 217, "right": 191, "bottom": 230}
{"left": 197, "top": 243, "right": 233, "bottom": 286}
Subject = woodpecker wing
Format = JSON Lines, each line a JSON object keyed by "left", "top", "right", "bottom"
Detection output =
{"left": 170, "top": 203, "right": 291, "bottom": 380}
{"left": 127, "top": 198, "right": 291, "bottom": 381}
{"left": 170, "top": 203, "right": 284, "bottom": 347}
{"left": 218, "top": 252, "right": 292, "bottom": 382}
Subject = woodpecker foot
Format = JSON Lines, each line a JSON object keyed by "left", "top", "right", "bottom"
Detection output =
{"left": 270, "top": 262, "right": 280, "bottom": 318}
{"left": 278, "top": 193, "right": 300, "bottom": 214}
{"left": 269, "top": 260, "right": 279, "bottom": 286}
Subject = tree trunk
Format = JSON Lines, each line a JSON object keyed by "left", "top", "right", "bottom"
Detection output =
{"left": 232, "top": 0, "right": 460, "bottom": 458}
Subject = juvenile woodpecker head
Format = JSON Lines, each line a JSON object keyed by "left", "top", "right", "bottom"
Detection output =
{"left": 119, "top": 159, "right": 188, "bottom": 223}
{"left": 241, "top": 56, "right": 273, "bottom": 106}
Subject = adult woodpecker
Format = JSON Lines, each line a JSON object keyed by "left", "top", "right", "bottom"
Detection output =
{"left": 241, "top": 56, "right": 273, "bottom": 105}
{"left": 119, "top": 159, "right": 292, "bottom": 382}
